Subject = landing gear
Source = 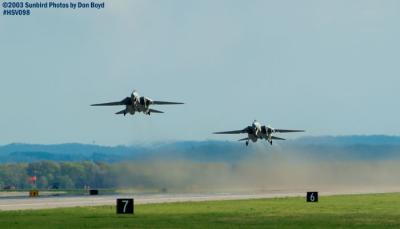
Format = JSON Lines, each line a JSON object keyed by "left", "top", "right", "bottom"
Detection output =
{"left": 123, "top": 111, "right": 126, "bottom": 116}
{"left": 146, "top": 111, "right": 151, "bottom": 115}
{"left": 269, "top": 140, "right": 272, "bottom": 145}
{"left": 245, "top": 141, "right": 249, "bottom": 146}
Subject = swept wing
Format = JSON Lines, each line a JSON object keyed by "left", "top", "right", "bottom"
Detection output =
{"left": 91, "top": 97, "right": 131, "bottom": 106}
{"left": 214, "top": 128, "right": 249, "bottom": 134}
{"left": 151, "top": 101, "right": 184, "bottom": 105}
{"left": 274, "top": 129, "right": 305, "bottom": 133}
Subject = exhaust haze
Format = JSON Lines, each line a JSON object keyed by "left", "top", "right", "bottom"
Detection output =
{"left": 115, "top": 149, "right": 400, "bottom": 193}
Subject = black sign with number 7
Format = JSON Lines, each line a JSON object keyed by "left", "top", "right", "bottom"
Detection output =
{"left": 116, "top": 198, "right": 134, "bottom": 214}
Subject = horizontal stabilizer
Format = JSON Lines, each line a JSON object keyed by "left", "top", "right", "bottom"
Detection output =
{"left": 115, "top": 109, "right": 126, "bottom": 115}
{"left": 149, "top": 109, "right": 164, "bottom": 113}
{"left": 271, "top": 136, "right": 285, "bottom": 140}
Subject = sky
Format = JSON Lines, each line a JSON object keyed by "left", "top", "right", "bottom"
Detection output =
{"left": 0, "top": 0, "right": 399, "bottom": 145}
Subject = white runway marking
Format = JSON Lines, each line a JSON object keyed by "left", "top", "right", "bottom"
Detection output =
{"left": 0, "top": 190, "right": 398, "bottom": 211}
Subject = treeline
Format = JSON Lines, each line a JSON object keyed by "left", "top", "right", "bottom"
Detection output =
{"left": 0, "top": 161, "right": 115, "bottom": 189}
{"left": 0, "top": 160, "right": 231, "bottom": 190}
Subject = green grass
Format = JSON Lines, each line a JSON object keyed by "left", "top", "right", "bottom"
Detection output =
{"left": 1, "top": 193, "right": 400, "bottom": 228}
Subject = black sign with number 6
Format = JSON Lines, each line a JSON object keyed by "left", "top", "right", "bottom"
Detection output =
{"left": 306, "top": 192, "right": 318, "bottom": 202}
{"left": 116, "top": 198, "right": 134, "bottom": 214}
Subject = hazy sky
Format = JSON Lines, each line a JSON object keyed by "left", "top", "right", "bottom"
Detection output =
{"left": 1, "top": 0, "right": 399, "bottom": 145}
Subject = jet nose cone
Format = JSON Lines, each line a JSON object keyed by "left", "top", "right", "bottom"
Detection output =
{"left": 132, "top": 90, "right": 139, "bottom": 97}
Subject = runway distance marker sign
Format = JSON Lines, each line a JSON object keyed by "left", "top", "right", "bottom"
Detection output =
{"left": 306, "top": 192, "right": 318, "bottom": 202}
{"left": 116, "top": 198, "right": 134, "bottom": 214}
{"left": 89, "top": 189, "right": 99, "bottom": 195}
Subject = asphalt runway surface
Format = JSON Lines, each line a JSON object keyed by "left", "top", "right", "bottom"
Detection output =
{"left": 1, "top": 189, "right": 399, "bottom": 211}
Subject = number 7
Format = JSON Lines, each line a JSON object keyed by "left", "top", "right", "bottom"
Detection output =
{"left": 122, "top": 200, "right": 129, "bottom": 212}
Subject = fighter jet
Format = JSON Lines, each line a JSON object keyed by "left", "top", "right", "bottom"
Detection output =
{"left": 214, "top": 120, "right": 304, "bottom": 146}
{"left": 91, "top": 90, "right": 184, "bottom": 116}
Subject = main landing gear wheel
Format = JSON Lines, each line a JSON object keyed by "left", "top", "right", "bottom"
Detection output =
{"left": 245, "top": 141, "right": 249, "bottom": 146}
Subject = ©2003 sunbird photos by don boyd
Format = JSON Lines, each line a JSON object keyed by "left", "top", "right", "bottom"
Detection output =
{"left": 23, "top": 2, "right": 105, "bottom": 9}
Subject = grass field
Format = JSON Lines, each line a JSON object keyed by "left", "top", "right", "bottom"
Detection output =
{"left": 1, "top": 193, "right": 400, "bottom": 228}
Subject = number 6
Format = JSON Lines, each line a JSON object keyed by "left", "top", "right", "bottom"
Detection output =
{"left": 310, "top": 193, "right": 315, "bottom": 202}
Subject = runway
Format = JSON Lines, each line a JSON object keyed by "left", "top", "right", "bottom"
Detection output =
{"left": 0, "top": 189, "right": 399, "bottom": 211}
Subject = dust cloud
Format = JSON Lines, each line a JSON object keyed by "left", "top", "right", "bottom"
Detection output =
{"left": 114, "top": 149, "right": 400, "bottom": 194}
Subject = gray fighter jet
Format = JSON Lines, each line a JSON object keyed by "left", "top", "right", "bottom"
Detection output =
{"left": 214, "top": 120, "right": 304, "bottom": 146}
{"left": 91, "top": 90, "right": 184, "bottom": 116}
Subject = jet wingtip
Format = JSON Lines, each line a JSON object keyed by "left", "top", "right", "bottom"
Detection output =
{"left": 213, "top": 130, "right": 227, "bottom": 134}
